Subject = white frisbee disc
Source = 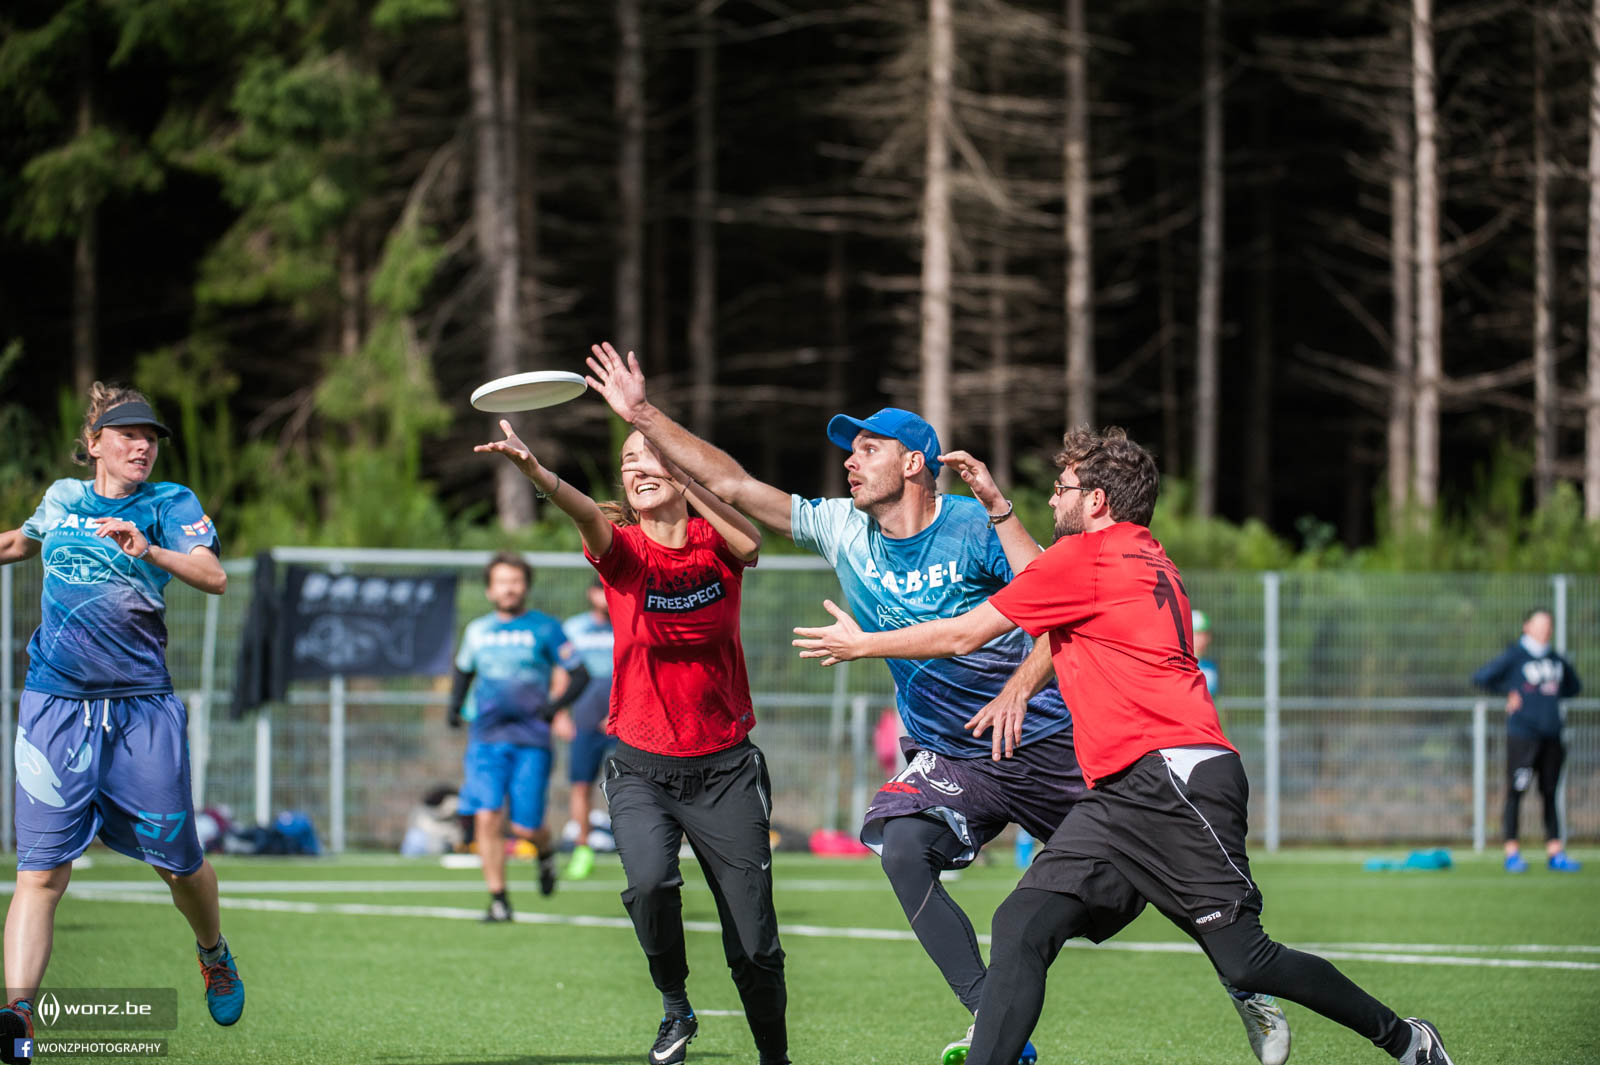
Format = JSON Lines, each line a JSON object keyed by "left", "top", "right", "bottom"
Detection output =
{"left": 471, "top": 370, "right": 588, "bottom": 412}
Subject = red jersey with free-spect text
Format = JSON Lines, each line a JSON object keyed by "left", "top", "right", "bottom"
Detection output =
{"left": 586, "top": 518, "right": 756, "bottom": 756}
{"left": 986, "top": 521, "right": 1233, "bottom": 786}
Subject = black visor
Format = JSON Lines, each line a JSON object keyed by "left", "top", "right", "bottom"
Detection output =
{"left": 92, "top": 400, "right": 171, "bottom": 439}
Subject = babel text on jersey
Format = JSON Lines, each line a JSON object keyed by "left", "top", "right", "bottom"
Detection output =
{"left": 860, "top": 558, "right": 966, "bottom": 595}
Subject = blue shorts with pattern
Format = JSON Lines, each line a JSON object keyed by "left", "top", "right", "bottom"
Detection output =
{"left": 15, "top": 690, "right": 204, "bottom": 874}
{"left": 459, "top": 741, "right": 552, "bottom": 831}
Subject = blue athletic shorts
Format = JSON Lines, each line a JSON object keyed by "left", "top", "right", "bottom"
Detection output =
{"left": 568, "top": 727, "right": 617, "bottom": 785}
{"left": 15, "top": 690, "right": 204, "bottom": 874}
{"left": 459, "top": 741, "right": 552, "bottom": 831}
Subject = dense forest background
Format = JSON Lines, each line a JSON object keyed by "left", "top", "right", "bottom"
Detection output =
{"left": 4, "top": 0, "right": 1600, "bottom": 569}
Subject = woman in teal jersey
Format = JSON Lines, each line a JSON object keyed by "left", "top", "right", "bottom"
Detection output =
{"left": 0, "top": 383, "right": 243, "bottom": 1061}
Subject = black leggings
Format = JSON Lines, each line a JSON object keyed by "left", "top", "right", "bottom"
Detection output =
{"left": 1504, "top": 734, "right": 1566, "bottom": 843}
{"left": 965, "top": 888, "right": 1415, "bottom": 1065}
{"left": 878, "top": 814, "right": 988, "bottom": 1012}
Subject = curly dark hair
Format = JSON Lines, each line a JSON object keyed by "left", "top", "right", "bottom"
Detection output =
{"left": 1053, "top": 426, "right": 1160, "bottom": 527}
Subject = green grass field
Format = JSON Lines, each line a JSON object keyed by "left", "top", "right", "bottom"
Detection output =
{"left": 16, "top": 846, "right": 1599, "bottom": 1064}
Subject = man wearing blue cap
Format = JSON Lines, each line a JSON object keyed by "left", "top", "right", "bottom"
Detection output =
{"left": 585, "top": 343, "right": 1290, "bottom": 1065}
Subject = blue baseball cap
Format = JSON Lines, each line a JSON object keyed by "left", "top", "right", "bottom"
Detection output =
{"left": 826, "top": 407, "right": 943, "bottom": 477}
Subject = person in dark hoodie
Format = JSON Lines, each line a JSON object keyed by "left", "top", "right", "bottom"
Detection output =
{"left": 1472, "top": 608, "right": 1583, "bottom": 873}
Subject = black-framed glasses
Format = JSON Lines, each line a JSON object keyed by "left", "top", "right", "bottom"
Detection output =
{"left": 1051, "top": 480, "right": 1096, "bottom": 498}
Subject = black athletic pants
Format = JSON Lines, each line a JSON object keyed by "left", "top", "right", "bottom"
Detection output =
{"left": 1504, "top": 732, "right": 1566, "bottom": 843}
{"left": 603, "top": 739, "right": 788, "bottom": 1064}
{"left": 879, "top": 814, "right": 988, "bottom": 1012}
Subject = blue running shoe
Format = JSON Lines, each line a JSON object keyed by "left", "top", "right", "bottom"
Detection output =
{"left": 1018, "top": 1040, "right": 1038, "bottom": 1065}
{"left": 1504, "top": 853, "right": 1529, "bottom": 873}
{"left": 197, "top": 939, "right": 244, "bottom": 1026}
{"left": 1548, "top": 851, "right": 1581, "bottom": 872}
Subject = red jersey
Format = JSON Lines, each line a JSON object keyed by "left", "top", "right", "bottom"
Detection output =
{"left": 986, "top": 522, "right": 1233, "bottom": 786}
{"left": 586, "top": 518, "right": 757, "bottom": 756}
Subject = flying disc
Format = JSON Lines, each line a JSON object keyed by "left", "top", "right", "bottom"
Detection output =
{"left": 470, "top": 370, "right": 588, "bottom": 412}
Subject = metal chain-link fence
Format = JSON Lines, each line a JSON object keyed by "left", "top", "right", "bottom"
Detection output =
{"left": 3, "top": 553, "right": 1594, "bottom": 851}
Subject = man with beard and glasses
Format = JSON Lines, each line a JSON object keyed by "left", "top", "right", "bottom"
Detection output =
{"left": 794, "top": 426, "right": 1456, "bottom": 1065}
{"left": 585, "top": 344, "right": 1290, "bottom": 1065}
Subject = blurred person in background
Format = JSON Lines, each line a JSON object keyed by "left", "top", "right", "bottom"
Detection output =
{"left": 1472, "top": 608, "right": 1582, "bottom": 873}
{"left": 448, "top": 551, "right": 590, "bottom": 920}
{"left": 562, "top": 577, "right": 616, "bottom": 879}
{"left": 1193, "top": 608, "right": 1219, "bottom": 696}
{"left": 0, "top": 384, "right": 242, "bottom": 1059}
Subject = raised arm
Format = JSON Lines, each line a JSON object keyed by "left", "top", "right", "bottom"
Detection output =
{"left": 939, "top": 449, "right": 1042, "bottom": 573}
{"left": 475, "top": 419, "right": 614, "bottom": 558}
{"left": 586, "top": 342, "right": 795, "bottom": 535}
{"left": 661, "top": 456, "right": 762, "bottom": 561}
{"left": 794, "top": 598, "right": 1017, "bottom": 665}
{"left": 0, "top": 527, "right": 41, "bottom": 566}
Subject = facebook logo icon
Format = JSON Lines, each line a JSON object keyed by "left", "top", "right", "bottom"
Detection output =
{"left": 11, "top": 1038, "right": 30, "bottom": 1060}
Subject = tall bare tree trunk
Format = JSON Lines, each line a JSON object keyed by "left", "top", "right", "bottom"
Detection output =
{"left": 467, "top": 0, "right": 531, "bottom": 527}
{"left": 1063, "top": 0, "right": 1093, "bottom": 430}
{"left": 689, "top": 12, "right": 717, "bottom": 438}
{"left": 1533, "top": 5, "right": 1557, "bottom": 504}
{"left": 919, "top": 0, "right": 953, "bottom": 461}
{"left": 73, "top": 48, "right": 97, "bottom": 396}
{"left": 1388, "top": 106, "right": 1416, "bottom": 524}
{"left": 987, "top": 243, "right": 1013, "bottom": 490}
{"left": 1246, "top": 95, "right": 1272, "bottom": 523}
{"left": 822, "top": 235, "right": 849, "bottom": 496}
{"left": 514, "top": 1, "right": 541, "bottom": 369}
{"left": 1411, "top": 0, "right": 1442, "bottom": 515}
{"left": 615, "top": 0, "right": 646, "bottom": 359}
{"left": 1193, "top": 0, "right": 1224, "bottom": 519}
{"left": 1589, "top": 0, "right": 1600, "bottom": 519}
{"left": 1158, "top": 153, "right": 1180, "bottom": 471}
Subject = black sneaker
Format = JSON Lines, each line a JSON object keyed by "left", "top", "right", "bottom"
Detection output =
{"left": 538, "top": 853, "right": 558, "bottom": 896}
{"left": 0, "top": 1000, "right": 34, "bottom": 1064}
{"left": 648, "top": 1013, "right": 697, "bottom": 1065}
{"left": 481, "top": 897, "right": 512, "bottom": 923}
{"left": 1402, "top": 1018, "right": 1455, "bottom": 1065}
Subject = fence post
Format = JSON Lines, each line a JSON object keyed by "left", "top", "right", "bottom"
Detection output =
{"left": 2, "top": 565, "right": 13, "bottom": 853}
{"left": 1262, "top": 572, "right": 1281, "bottom": 852}
{"left": 192, "top": 592, "right": 220, "bottom": 809}
{"left": 1552, "top": 573, "right": 1569, "bottom": 848}
{"left": 330, "top": 674, "right": 346, "bottom": 853}
{"left": 1472, "top": 699, "right": 1487, "bottom": 853}
{"left": 824, "top": 662, "right": 849, "bottom": 830}
{"left": 849, "top": 694, "right": 871, "bottom": 832}
{"left": 254, "top": 708, "right": 272, "bottom": 826}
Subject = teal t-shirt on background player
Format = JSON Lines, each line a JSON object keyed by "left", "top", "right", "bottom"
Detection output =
{"left": 455, "top": 611, "right": 582, "bottom": 747}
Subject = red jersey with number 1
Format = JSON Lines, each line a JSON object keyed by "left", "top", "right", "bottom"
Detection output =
{"left": 587, "top": 518, "right": 757, "bottom": 756}
{"left": 986, "top": 522, "right": 1233, "bottom": 786}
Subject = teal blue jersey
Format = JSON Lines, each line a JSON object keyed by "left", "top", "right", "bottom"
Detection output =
{"left": 22, "top": 478, "right": 218, "bottom": 698}
{"left": 455, "top": 610, "right": 582, "bottom": 746}
{"left": 789, "top": 493, "right": 1071, "bottom": 757}
{"left": 561, "top": 611, "right": 615, "bottom": 680}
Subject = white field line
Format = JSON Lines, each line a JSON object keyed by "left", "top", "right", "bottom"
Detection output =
{"left": 53, "top": 886, "right": 1600, "bottom": 972}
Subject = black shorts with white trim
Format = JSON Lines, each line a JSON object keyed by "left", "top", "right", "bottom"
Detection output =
{"left": 1023, "top": 748, "right": 1262, "bottom": 937}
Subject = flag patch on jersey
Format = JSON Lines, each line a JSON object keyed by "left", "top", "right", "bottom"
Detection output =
{"left": 182, "top": 516, "right": 213, "bottom": 538}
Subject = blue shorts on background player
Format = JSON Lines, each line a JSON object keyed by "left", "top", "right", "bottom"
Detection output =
{"left": 448, "top": 552, "right": 590, "bottom": 920}
{"left": 0, "top": 385, "right": 243, "bottom": 1062}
